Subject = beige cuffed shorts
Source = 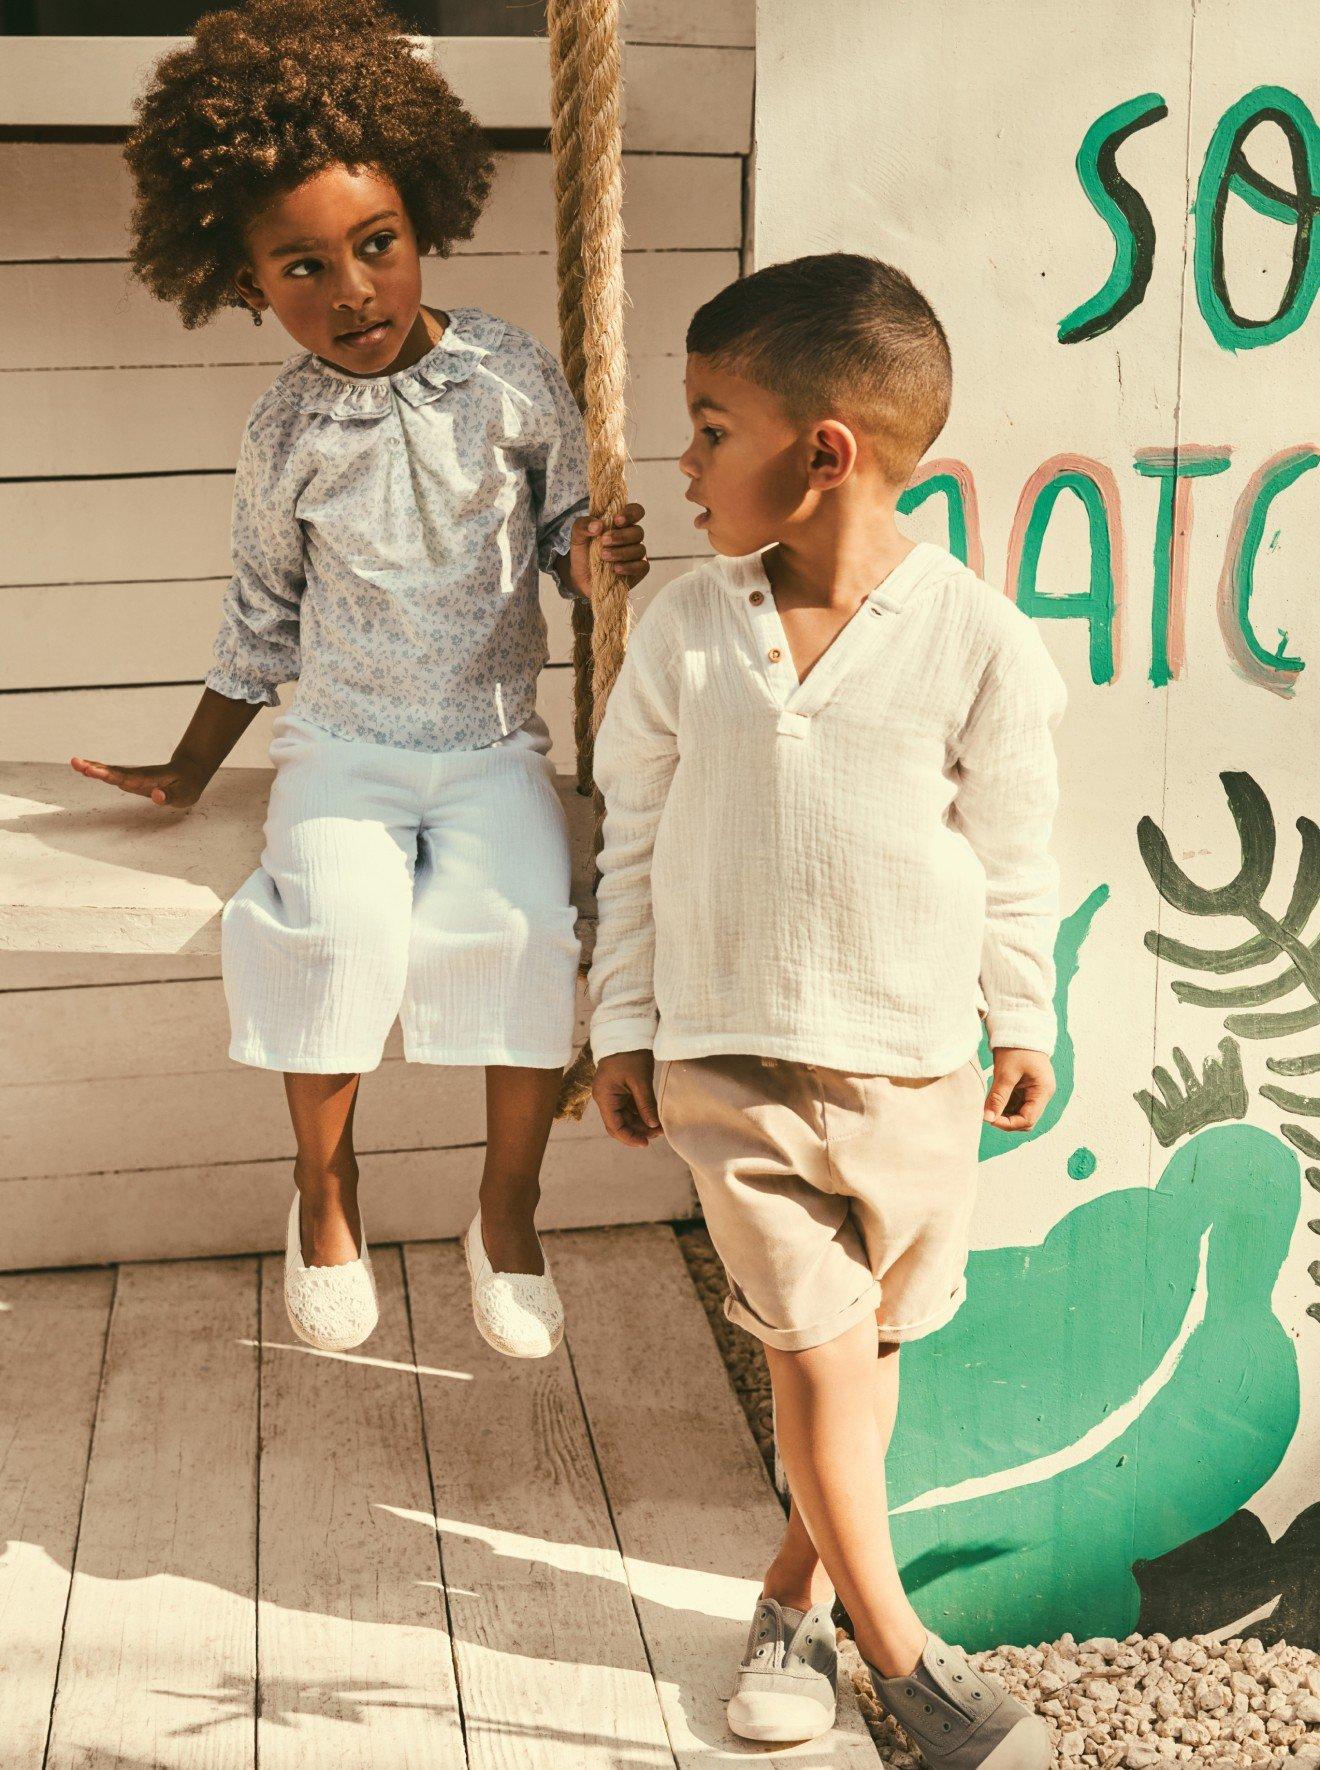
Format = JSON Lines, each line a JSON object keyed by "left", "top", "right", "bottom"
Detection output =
{"left": 656, "top": 1052, "right": 985, "bottom": 1352}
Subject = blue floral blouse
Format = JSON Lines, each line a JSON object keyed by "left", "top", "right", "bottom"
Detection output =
{"left": 205, "top": 307, "right": 590, "bottom": 751}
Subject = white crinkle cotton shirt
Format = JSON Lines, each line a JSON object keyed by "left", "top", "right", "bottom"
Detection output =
{"left": 205, "top": 307, "right": 589, "bottom": 752}
{"left": 588, "top": 542, "right": 1069, "bottom": 1076}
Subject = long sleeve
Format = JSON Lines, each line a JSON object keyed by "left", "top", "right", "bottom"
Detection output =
{"left": 528, "top": 342, "right": 591, "bottom": 593}
{"left": 588, "top": 603, "right": 682, "bottom": 1058}
{"left": 948, "top": 624, "right": 1068, "bottom": 1054}
{"left": 205, "top": 416, "right": 305, "bottom": 706}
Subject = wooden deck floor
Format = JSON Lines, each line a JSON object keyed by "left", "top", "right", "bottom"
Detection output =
{"left": 1, "top": 1224, "right": 877, "bottom": 1767}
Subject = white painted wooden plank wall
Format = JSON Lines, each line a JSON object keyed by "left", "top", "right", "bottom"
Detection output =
{"left": 0, "top": 15, "right": 748, "bottom": 1269}
{"left": 0, "top": 32, "right": 755, "bottom": 145}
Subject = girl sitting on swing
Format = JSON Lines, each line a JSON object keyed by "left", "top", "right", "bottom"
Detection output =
{"left": 70, "top": 0, "right": 648, "bottom": 1359}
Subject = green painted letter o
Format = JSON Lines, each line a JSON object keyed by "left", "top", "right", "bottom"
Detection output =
{"left": 1193, "top": 85, "right": 1320, "bottom": 351}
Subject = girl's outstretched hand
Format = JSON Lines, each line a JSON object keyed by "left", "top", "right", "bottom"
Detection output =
{"left": 69, "top": 756, "right": 208, "bottom": 810}
{"left": 565, "top": 502, "right": 649, "bottom": 599}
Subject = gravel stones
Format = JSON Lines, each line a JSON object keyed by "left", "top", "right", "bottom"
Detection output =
{"left": 674, "top": 1223, "right": 1319, "bottom": 1767}
{"left": 837, "top": 1631, "right": 1320, "bottom": 1767}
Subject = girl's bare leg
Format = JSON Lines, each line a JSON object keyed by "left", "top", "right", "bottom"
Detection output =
{"left": 761, "top": 1330, "right": 902, "bottom": 1612}
{"left": 765, "top": 1316, "right": 926, "bottom": 1678}
{"left": 477, "top": 1064, "right": 561, "bottom": 1273}
{"left": 284, "top": 1072, "right": 362, "bottom": 1265}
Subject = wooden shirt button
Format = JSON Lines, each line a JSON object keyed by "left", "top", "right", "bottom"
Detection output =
{"left": 768, "top": 647, "right": 782, "bottom": 662}
{"left": 749, "top": 590, "right": 764, "bottom": 605}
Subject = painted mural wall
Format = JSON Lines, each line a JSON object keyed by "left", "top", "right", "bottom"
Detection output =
{"left": 754, "top": 0, "right": 1318, "bottom": 1650}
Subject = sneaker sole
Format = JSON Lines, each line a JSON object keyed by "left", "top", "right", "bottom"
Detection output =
{"left": 976, "top": 1716, "right": 1053, "bottom": 1769}
{"left": 726, "top": 1695, "right": 836, "bottom": 1743}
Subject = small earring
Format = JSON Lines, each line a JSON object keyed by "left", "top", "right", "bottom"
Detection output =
{"left": 251, "top": 308, "right": 263, "bottom": 328}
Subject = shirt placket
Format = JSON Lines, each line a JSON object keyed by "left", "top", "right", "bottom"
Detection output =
{"left": 744, "top": 584, "right": 802, "bottom": 714}
{"left": 743, "top": 580, "right": 899, "bottom": 741}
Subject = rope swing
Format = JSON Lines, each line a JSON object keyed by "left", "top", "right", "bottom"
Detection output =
{"left": 548, "top": 0, "right": 633, "bottom": 1120}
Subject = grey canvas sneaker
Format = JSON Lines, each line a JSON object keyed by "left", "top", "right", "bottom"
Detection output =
{"left": 726, "top": 1596, "right": 837, "bottom": 1743}
{"left": 866, "top": 1631, "right": 1051, "bottom": 1768}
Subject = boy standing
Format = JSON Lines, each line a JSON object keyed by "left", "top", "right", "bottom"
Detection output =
{"left": 589, "top": 256, "right": 1063, "bottom": 1766}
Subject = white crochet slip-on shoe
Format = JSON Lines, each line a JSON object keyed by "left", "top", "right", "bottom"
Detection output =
{"left": 283, "top": 1191, "right": 379, "bottom": 1352}
{"left": 463, "top": 1209, "right": 564, "bottom": 1358}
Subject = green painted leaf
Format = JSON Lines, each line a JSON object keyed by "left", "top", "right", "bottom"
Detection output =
{"left": 977, "top": 885, "right": 1107, "bottom": 1162}
{"left": 887, "top": 1125, "right": 1300, "bottom": 1649}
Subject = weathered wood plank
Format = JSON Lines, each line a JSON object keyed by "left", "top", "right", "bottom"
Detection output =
{"left": 0, "top": 646, "right": 624, "bottom": 770}
{"left": 0, "top": 456, "right": 697, "bottom": 587}
{"left": 623, "top": 45, "right": 754, "bottom": 155}
{"left": 1, "top": 472, "right": 229, "bottom": 588}
{"left": 0, "top": 40, "right": 753, "bottom": 153}
{"left": 623, "top": 0, "right": 754, "bottom": 47}
{"left": 3, "top": 1054, "right": 625, "bottom": 1183}
{"left": 0, "top": 682, "right": 283, "bottom": 767}
{"left": 0, "top": 146, "right": 740, "bottom": 265}
{"left": 0, "top": 950, "right": 220, "bottom": 991}
{"left": 0, "top": 1267, "right": 114, "bottom": 1767}
{"left": 0, "top": 559, "right": 678, "bottom": 693}
{"left": 2, "top": 685, "right": 270, "bottom": 766}
{"left": 2, "top": 364, "right": 276, "bottom": 482}
{"left": 0, "top": 250, "right": 733, "bottom": 373}
{"left": 2, "top": 578, "right": 243, "bottom": 694}
{"left": 0, "top": 35, "right": 548, "bottom": 132}
{"left": 256, "top": 1247, "right": 465, "bottom": 1766}
{"left": 44, "top": 1259, "right": 258, "bottom": 1770}
{"left": 404, "top": 1239, "right": 674, "bottom": 1768}
{"left": 553, "top": 1226, "right": 879, "bottom": 1763}
{"left": 0, "top": 1134, "right": 695, "bottom": 1272}
{"left": 0, "top": 974, "right": 238, "bottom": 1087}
{"left": 0, "top": 351, "right": 689, "bottom": 481}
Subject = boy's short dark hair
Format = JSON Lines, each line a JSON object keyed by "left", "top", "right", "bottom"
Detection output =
{"left": 686, "top": 253, "right": 952, "bottom": 483}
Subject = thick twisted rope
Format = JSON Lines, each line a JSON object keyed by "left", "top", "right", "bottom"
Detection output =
{"left": 548, "top": 0, "right": 632, "bottom": 1120}
{"left": 548, "top": 0, "right": 594, "bottom": 795}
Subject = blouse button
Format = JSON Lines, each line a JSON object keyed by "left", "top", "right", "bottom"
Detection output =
{"left": 749, "top": 590, "right": 764, "bottom": 606}
{"left": 768, "top": 647, "right": 782, "bottom": 663}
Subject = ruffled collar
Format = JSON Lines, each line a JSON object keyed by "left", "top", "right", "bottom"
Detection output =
{"left": 280, "top": 306, "right": 507, "bottom": 420}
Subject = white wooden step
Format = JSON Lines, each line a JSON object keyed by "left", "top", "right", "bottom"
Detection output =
{"left": 0, "top": 761, "right": 597, "bottom": 958}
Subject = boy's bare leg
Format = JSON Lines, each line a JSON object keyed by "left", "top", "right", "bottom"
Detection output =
{"left": 765, "top": 1316, "right": 927, "bottom": 1678}
{"left": 478, "top": 1064, "right": 561, "bottom": 1274}
{"left": 285, "top": 1071, "right": 362, "bottom": 1264}
{"left": 761, "top": 1330, "right": 901, "bottom": 1611}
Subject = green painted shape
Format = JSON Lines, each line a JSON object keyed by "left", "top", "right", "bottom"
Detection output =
{"left": 1014, "top": 473, "right": 1117, "bottom": 685}
{"left": 1130, "top": 455, "right": 1233, "bottom": 477}
{"left": 1193, "top": 85, "right": 1320, "bottom": 352}
{"left": 1058, "top": 92, "right": 1167, "bottom": 344}
{"left": 1132, "top": 453, "right": 1232, "bottom": 687}
{"left": 1067, "top": 1146, "right": 1097, "bottom": 1180}
{"left": 977, "top": 884, "right": 1109, "bottom": 1163}
{"left": 898, "top": 473, "right": 971, "bottom": 565}
{"left": 1228, "top": 449, "right": 1318, "bottom": 677}
{"left": 888, "top": 1125, "right": 1301, "bottom": 1649}
{"left": 1229, "top": 166, "right": 1301, "bottom": 225}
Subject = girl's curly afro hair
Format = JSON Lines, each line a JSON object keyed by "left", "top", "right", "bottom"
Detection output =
{"left": 125, "top": 0, "right": 494, "bottom": 328}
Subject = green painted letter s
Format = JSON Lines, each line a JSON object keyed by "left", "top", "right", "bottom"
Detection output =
{"left": 1059, "top": 93, "right": 1169, "bottom": 345}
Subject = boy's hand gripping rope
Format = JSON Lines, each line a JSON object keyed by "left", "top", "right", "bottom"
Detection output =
{"left": 548, "top": 0, "right": 633, "bottom": 1121}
